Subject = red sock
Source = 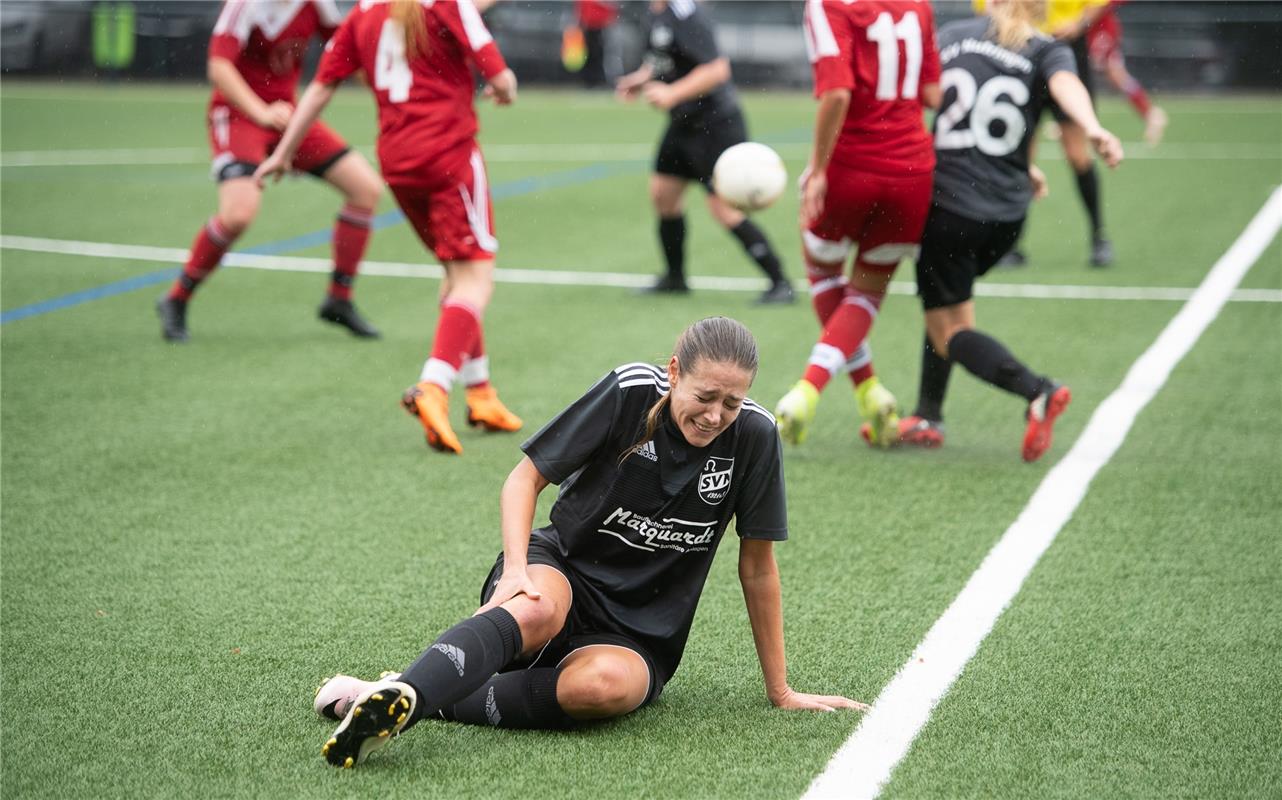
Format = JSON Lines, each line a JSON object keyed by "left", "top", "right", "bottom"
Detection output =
{"left": 460, "top": 329, "right": 490, "bottom": 390}
{"left": 806, "top": 259, "right": 847, "bottom": 326}
{"left": 802, "top": 289, "right": 883, "bottom": 392}
{"left": 329, "top": 204, "right": 373, "bottom": 301}
{"left": 420, "top": 300, "right": 481, "bottom": 390}
{"left": 168, "top": 218, "right": 235, "bottom": 302}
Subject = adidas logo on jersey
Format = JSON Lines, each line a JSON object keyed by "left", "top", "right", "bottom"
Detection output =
{"left": 432, "top": 643, "right": 466, "bottom": 676}
{"left": 632, "top": 440, "right": 658, "bottom": 462}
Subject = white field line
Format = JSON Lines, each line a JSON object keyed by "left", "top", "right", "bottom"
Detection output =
{"left": 2, "top": 234, "right": 1279, "bottom": 303}
{"left": 3, "top": 142, "right": 1279, "bottom": 168}
{"left": 802, "top": 184, "right": 1282, "bottom": 800}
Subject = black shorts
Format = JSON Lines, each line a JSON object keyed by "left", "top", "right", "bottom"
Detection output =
{"left": 654, "top": 109, "right": 747, "bottom": 189}
{"left": 916, "top": 204, "right": 1025, "bottom": 310}
{"left": 479, "top": 531, "right": 665, "bottom": 707}
{"left": 1050, "top": 35, "right": 1093, "bottom": 122}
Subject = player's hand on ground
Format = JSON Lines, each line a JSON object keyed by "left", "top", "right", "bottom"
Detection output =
{"left": 1089, "top": 127, "right": 1124, "bottom": 168}
{"left": 257, "top": 100, "right": 293, "bottom": 131}
{"left": 475, "top": 568, "right": 542, "bottom": 614}
{"left": 485, "top": 69, "right": 518, "bottom": 106}
{"left": 642, "top": 82, "right": 678, "bottom": 111}
{"left": 253, "top": 153, "right": 290, "bottom": 187}
{"left": 771, "top": 687, "right": 869, "bottom": 713}
{"left": 1029, "top": 163, "right": 1049, "bottom": 200}
{"left": 800, "top": 171, "right": 827, "bottom": 226}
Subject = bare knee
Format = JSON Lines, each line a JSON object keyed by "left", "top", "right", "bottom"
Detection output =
{"left": 558, "top": 660, "right": 637, "bottom": 717}
{"left": 346, "top": 179, "right": 382, "bottom": 211}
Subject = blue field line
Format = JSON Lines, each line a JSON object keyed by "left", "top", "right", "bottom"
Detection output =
{"left": 1, "top": 161, "right": 644, "bottom": 325}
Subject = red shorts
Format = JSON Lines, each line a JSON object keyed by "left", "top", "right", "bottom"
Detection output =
{"left": 389, "top": 145, "right": 498, "bottom": 264}
{"left": 207, "top": 103, "right": 349, "bottom": 180}
{"left": 804, "top": 163, "right": 933, "bottom": 272}
{"left": 1087, "top": 10, "right": 1123, "bottom": 70}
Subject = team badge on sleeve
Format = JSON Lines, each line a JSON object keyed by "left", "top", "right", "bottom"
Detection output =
{"left": 698, "top": 457, "right": 734, "bottom": 505}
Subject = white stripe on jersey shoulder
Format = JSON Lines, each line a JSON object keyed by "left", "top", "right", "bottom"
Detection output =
{"left": 614, "top": 362, "right": 670, "bottom": 391}
{"left": 804, "top": 0, "right": 841, "bottom": 61}
{"left": 670, "top": 0, "right": 696, "bottom": 20}
{"left": 457, "top": 0, "right": 496, "bottom": 50}
{"left": 741, "top": 399, "right": 776, "bottom": 424}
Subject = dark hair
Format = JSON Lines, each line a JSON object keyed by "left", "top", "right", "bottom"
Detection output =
{"left": 622, "top": 317, "right": 759, "bottom": 461}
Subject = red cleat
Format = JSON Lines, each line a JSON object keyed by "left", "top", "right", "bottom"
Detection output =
{"left": 1022, "top": 383, "right": 1071, "bottom": 462}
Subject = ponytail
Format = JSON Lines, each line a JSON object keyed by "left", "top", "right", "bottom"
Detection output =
{"left": 390, "top": 0, "right": 429, "bottom": 60}
{"left": 987, "top": 0, "right": 1045, "bottom": 51}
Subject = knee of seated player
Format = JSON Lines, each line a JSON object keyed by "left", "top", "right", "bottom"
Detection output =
{"left": 557, "top": 653, "right": 647, "bottom": 718}
{"left": 497, "top": 565, "right": 571, "bottom": 654}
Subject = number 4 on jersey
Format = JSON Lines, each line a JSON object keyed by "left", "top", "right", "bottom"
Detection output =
{"left": 375, "top": 20, "right": 412, "bottom": 103}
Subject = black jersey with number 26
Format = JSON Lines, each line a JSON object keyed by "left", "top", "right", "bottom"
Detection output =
{"left": 932, "top": 17, "right": 1077, "bottom": 222}
{"left": 520, "top": 362, "right": 787, "bottom": 682}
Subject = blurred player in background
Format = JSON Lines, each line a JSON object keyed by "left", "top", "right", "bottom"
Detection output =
{"left": 616, "top": 0, "right": 794, "bottom": 304}
{"left": 774, "top": 0, "right": 942, "bottom": 449}
{"left": 577, "top": 0, "right": 620, "bottom": 88}
{"left": 257, "top": 0, "right": 522, "bottom": 455}
{"left": 885, "top": 0, "right": 1122, "bottom": 461}
{"left": 307, "top": 317, "right": 864, "bottom": 768}
{"left": 1087, "top": 0, "right": 1167, "bottom": 146}
{"left": 157, "top": 0, "right": 384, "bottom": 343}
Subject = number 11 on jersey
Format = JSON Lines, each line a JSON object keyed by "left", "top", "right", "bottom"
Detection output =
{"left": 866, "top": 11, "right": 922, "bottom": 100}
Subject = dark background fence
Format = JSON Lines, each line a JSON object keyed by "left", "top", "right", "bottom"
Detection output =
{"left": 3, "top": 1, "right": 1280, "bottom": 90}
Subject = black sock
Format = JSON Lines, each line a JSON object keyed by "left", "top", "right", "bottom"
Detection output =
{"left": 915, "top": 334, "right": 952, "bottom": 422}
{"left": 398, "top": 608, "right": 523, "bottom": 729}
{"left": 1074, "top": 164, "right": 1104, "bottom": 239}
{"left": 947, "top": 330, "right": 1045, "bottom": 401}
{"left": 658, "top": 215, "right": 686, "bottom": 282}
{"left": 440, "top": 668, "right": 575, "bottom": 730}
{"left": 729, "top": 219, "right": 785, "bottom": 283}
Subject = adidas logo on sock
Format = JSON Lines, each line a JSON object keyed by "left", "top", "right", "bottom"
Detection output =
{"left": 432, "top": 643, "right": 466, "bottom": 676}
{"left": 484, "top": 685, "right": 502, "bottom": 726}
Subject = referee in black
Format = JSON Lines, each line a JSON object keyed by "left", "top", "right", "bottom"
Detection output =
{"left": 317, "top": 317, "right": 863, "bottom": 768}
{"left": 616, "top": 0, "right": 793, "bottom": 303}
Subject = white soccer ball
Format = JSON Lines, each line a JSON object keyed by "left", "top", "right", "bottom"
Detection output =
{"left": 712, "top": 142, "right": 788, "bottom": 212}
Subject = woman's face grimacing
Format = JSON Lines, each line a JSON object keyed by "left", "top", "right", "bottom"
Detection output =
{"left": 666, "top": 357, "right": 754, "bottom": 448}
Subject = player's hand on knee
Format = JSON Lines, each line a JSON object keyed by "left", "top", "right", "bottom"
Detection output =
{"left": 476, "top": 568, "right": 542, "bottom": 615}
{"left": 254, "top": 154, "right": 289, "bottom": 187}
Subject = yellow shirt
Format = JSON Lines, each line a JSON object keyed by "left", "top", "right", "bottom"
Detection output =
{"left": 971, "top": 0, "right": 1109, "bottom": 34}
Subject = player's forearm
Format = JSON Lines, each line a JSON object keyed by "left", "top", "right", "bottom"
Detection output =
{"left": 1048, "top": 71, "right": 1104, "bottom": 136}
{"left": 666, "top": 57, "right": 731, "bottom": 105}
{"left": 811, "top": 88, "right": 850, "bottom": 174}
{"left": 739, "top": 544, "right": 790, "bottom": 702}
{"left": 274, "top": 80, "right": 336, "bottom": 163}
{"left": 498, "top": 457, "right": 549, "bottom": 571}
{"left": 208, "top": 57, "right": 269, "bottom": 120}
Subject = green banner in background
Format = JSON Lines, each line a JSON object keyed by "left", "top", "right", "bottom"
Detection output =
{"left": 92, "top": 2, "right": 135, "bottom": 70}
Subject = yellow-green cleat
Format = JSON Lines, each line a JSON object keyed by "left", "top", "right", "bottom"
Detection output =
{"left": 775, "top": 380, "right": 820, "bottom": 445}
{"left": 855, "top": 376, "right": 901, "bottom": 449}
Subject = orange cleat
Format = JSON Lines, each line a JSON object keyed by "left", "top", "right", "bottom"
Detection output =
{"left": 401, "top": 382, "right": 462, "bottom": 454}
{"left": 465, "top": 385, "right": 523, "bottom": 432}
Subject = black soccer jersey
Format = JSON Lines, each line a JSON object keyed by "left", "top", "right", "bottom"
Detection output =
{"left": 931, "top": 17, "right": 1078, "bottom": 222}
{"left": 520, "top": 361, "right": 787, "bottom": 682}
{"left": 643, "top": 0, "right": 739, "bottom": 129}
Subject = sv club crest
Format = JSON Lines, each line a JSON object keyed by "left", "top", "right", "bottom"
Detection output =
{"left": 698, "top": 457, "right": 734, "bottom": 505}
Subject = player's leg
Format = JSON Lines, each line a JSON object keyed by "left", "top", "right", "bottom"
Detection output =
{"left": 1060, "top": 120, "right": 1111, "bottom": 267}
{"left": 648, "top": 171, "right": 691, "bottom": 293}
{"left": 322, "top": 565, "right": 572, "bottom": 767}
{"left": 313, "top": 142, "right": 384, "bottom": 337}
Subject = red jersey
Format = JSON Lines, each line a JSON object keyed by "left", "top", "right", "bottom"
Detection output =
{"left": 803, "top": 0, "right": 940, "bottom": 176}
{"left": 315, "top": 0, "right": 508, "bottom": 184}
{"left": 209, "top": 0, "right": 343, "bottom": 106}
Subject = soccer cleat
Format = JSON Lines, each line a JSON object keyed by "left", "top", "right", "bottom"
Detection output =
{"left": 156, "top": 296, "right": 190, "bottom": 342}
{"left": 755, "top": 281, "right": 796, "bottom": 305}
{"left": 314, "top": 672, "right": 402, "bottom": 720}
{"left": 322, "top": 679, "right": 417, "bottom": 768}
{"left": 862, "top": 415, "right": 945, "bottom": 449}
{"left": 401, "top": 382, "right": 463, "bottom": 454}
{"left": 774, "top": 380, "right": 819, "bottom": 446}
{"left": 1022, "top": 382, "right": 1071, "bottom": 462}
{"left": 318, "top": 296, "right": 380, "bottom": 338}
{"left": 638, "top": 274, "right": 690, "bottom": 295}
{"left": 1089, "top": 238, "right": 1114, "bottom": 268}
{"left": 855, "top": 376, "right": 900, "bottom": 449}
{"left": 465, "top": 385, "right": 523, "bottom": 432}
